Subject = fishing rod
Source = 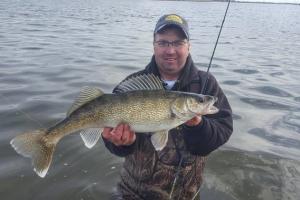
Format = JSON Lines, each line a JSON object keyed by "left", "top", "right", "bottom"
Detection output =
{"left": 201, "top": 0, "right": 231, "bottom": 94}
{"left": 192, "top": 1, "right": 232, "bottom": 199}
{"left": 169, "top": 1, "right": 232, "bottom": 200}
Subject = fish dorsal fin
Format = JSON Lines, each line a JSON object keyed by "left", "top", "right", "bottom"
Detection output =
{"left": 67, "top": 87, "right": 104, "bottom": 116}
{"left": 115, "top": 74, "right": 164, "bottom": 93}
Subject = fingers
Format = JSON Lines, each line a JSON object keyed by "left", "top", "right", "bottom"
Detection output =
{"left": 102, "top": 123, "right": 136, "bottom": 146}
{"left": 111, "top": 123, "right": 124, "bottom": 141}
{"left": 102, "top": 127, "right": 113, "bottom": 139}
{"left": 121, "top": 124, "right": 136, "bottom": 145}
{"left": 185, "top": 116, "right": 202, "bottom": 127}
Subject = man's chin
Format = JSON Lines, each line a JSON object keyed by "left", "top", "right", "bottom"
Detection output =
{"left": 163, "top": 63, "right": 178, "bottom": 70}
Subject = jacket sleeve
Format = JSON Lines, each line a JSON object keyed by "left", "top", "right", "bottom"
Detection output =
{"left": 183, "top": 74, "right": 233, "bottom": 156}
{"left": 102, "top": 135, "right": 136, "bottom": 157}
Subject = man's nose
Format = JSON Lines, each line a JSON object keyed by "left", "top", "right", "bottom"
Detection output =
{"left": 165, "top": 45, "right": 176, "bottom": 53}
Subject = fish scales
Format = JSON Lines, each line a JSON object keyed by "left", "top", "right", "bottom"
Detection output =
{"left": 67, "top": 90, "right": 182, "bottom": 132}
{"left": 46, "top": 90, "right": 180, "bottom": 141}
{"left": 98, "top": 90, "right": 177, "bottom": 126}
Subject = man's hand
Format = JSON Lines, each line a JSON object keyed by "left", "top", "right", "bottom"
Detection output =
{"left": 185, "top": 116, "right": 202, "bottom": 127}
{"left": 102, "top": 123, "right": 136, "bottom": 146}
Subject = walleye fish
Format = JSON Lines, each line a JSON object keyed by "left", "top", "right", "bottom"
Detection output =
{"left": 10, "top": 74, "right": 218, "bottom": 178}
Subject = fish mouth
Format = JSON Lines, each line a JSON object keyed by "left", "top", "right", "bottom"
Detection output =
{"left": 208, "top": 105, "right": 219, "bottom": 114}
{"left": 192, "top": 95, "right": 219, "bottom": 115}
{"left": 205, "top": 96, "right": 219, "bottom": 114}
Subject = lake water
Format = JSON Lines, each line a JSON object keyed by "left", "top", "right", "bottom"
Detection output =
{"left": 0, "top": 0, "right": 299, "bottom": 199}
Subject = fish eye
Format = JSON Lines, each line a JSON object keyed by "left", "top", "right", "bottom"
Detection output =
{"left": 197, "top": 96, "right": 204, "bottom": 103}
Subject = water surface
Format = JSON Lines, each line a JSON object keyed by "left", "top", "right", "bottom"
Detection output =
{"left": 0, "top": 0, "right": 299, "bottom": 199}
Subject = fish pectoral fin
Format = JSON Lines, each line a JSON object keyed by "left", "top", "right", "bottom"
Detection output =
{"left": 80, "top": 128, "right": 102, "bottom": 149}
{"left": 67, "top": 87, "right": 104, "bottom": 116}
{"left": 150, "top": 130, "right": 169, "bottom": 151}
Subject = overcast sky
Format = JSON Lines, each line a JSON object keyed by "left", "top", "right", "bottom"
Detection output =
{"left": 238, "top": 0, "right": 300, "bottom": 3}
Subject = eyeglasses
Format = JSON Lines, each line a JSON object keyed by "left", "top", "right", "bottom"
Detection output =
{"left": 154, "top": 40, "right": 187, "bottom": 48}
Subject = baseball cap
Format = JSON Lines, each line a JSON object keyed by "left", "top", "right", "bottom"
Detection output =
{"left": 154, "top": 14, "right": 189, "bottom": 40}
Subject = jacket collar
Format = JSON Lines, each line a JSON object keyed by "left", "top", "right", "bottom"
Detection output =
{"left": 145, "top": 54, "right": 199, "bottom": 91}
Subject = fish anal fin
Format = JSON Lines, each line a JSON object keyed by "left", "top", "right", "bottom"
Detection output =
{"left": 80, "top": 128, "right": 102, "bottom": 149}
{"left": 67, "top": 87, "right": 104, "bottom": 116}
{"left": 150, "top": 130, "right": 169, "bottom": 151}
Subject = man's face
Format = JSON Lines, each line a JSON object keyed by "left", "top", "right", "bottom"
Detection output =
{"left": 153, "top": 28, "right": 190, "bottom": 79}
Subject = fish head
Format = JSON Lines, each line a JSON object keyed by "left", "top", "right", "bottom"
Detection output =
{"left": 185, "top": 94, "right": 219, "bottom": 115}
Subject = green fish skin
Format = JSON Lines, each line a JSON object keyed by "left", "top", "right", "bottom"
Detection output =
{"left": 10, "top": 74, "right": 218, "bottom": 178}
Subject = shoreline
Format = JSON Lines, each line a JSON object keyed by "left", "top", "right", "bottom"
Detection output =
{"left": 159, "top": 0, "right": 300, "bottom": 6}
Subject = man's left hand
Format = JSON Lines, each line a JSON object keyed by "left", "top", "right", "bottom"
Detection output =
{"left": 185, "top": 116, "right": 202, "bottom": 127}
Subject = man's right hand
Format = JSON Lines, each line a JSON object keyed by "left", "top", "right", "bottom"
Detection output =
{"left": 102, "top": 123, "right": 136, "bottom": 146}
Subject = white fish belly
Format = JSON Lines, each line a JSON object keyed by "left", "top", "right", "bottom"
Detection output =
{"left": 125, "top": 118, "right": 184, "bottom": 133}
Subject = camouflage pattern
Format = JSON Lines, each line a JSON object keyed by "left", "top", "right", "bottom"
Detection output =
{"left": 114, "top": 128, "right": 206, "bottom": 200}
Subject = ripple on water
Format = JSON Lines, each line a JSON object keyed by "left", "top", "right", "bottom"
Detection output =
{"left": 213, "top": 57, "right": 231, "bottom": 62}
{"left": 27, "top": 23, "right": 47, "bottom": 27}
{"left": 232, "top": 113, "right": 242, "bottom": 120}
{"left": 248, "top": 128, "right": 300, "bottom": 149}
{"left": 256, "top": 78, "right": 268, "bottom": 82}
{"left": 240, "top": 97, "right": 291, "bottom": 110}
{"left": 222, "top": 80, "right": 240, "bottom": 85}
{"left": 74, "top": 59, "right": 93, "bottom": 64}
{"left": 233, "top": 69, "right": 259, "bottom": 74}
{"left": 20, "top": 28, "right": 43, "bottom": 32}
{"left": 115, "top": 64, "right": 140, "bottom": 71}
{"left": 194, "top": 63, "right": 221, "bottom": 69}
{"left": 203, "top": 149, "right": 300, "bottom": 200}
{"left": 270, "top": 72, "right": 285, "bottom": 77}
{"left": 20, "top": 47, "right": 44, "bottom": 50}
{"left": 261, "top": 64, "right": 281, "bottom": 68}
{"left": 280, "top": 113, "right": 300, "bottom": 133}
{"left": 252, "top": 86, "right": 292, "bottom": 97}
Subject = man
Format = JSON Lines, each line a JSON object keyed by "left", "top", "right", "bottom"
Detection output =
{"left": 102, "top": 14, "right": 233, "bottom": 200}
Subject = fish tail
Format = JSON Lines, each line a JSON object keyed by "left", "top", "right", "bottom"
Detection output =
{"left": 10, "top": 130, "right": 56, "bottom": 178}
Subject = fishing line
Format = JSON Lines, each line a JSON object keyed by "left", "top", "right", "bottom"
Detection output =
{"left": 169, "top": 151, "right": 183, "bottom": 199}
{"left": 0, "top": 94, "right": 45, "bottom": 128}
